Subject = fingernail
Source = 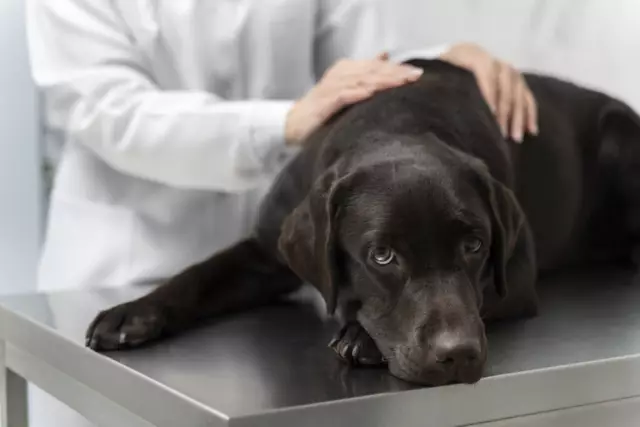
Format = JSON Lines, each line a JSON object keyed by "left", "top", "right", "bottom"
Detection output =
{"left": 532, "top": 125, "right": 539, "bottom": 135}
{"left": 513, "top": 130, "right": 523, "bottom": 143}
{"left": 409, "top": 67, "right": 424, "bottom": 77}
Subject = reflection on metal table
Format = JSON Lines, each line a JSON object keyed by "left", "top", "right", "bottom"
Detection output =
{"left": 2, "top": 268, "right": 640, "bottom": 427}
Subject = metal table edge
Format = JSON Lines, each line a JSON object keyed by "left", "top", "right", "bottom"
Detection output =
{"left": 228, "top": 354, "right": 640, "bottom": 427}
{"left": 0, "top": 302, "right": 232, "bottom": 427}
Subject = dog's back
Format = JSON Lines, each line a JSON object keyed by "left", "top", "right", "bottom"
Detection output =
{"left": 511, "top": 74, "right": 613, "bottom": 270}
{"left": 258, "top": 60, "right": 639, "bottom": 273}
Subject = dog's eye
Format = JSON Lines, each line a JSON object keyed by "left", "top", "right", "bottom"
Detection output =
{"left": 371, "top": 247, "right": 396, "bottom": 265}
{"left": 463, "top": 237, "right": 483, "bottom": 254}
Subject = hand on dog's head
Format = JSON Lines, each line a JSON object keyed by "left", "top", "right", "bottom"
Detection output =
{"left": 278, "top": 132, "right": 525, "bottom": 386}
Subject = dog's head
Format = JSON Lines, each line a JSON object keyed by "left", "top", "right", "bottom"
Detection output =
{"left": 278, "top": 133, "right": 527, "bottom": 386}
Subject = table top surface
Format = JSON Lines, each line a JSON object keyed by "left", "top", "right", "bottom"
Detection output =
{"left": 2, "top": 268, "right": 640, "bottom": 420}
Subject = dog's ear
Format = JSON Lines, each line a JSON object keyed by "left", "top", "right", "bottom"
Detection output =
{"left": 278, "top": 164, "right": 348, "bottom": 314}
{"left": 474, "top": 168, "right": 538, "bottom": 319}
{"left": 484, "top": 176, "right": 528, "bottom": 298}
{"left": 466, "top": 156, "right": 530, "bottom": 299}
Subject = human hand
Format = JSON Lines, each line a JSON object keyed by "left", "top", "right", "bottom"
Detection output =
{"left": 285, "top": 55, "right": 423, "bottom": 145}
{"left": 440, "top": 43, "right": 538, "bottom": 143}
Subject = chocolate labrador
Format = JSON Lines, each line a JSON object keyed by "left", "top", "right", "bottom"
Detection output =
{"left": 85, "top": 59, "right": 640, "bottom": 386}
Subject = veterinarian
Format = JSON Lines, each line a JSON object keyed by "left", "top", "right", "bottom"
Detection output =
{"left": 26, "top": 0, "right": 537, "bottom": 425}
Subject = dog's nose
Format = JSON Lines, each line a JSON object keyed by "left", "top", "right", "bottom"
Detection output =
{"left": 433, "top": 333, "right": 482, "bottom": 365}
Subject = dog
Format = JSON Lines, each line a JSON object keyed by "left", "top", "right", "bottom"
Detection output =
{"left": 85, "top": 59, "right": 640, "bottom": 386}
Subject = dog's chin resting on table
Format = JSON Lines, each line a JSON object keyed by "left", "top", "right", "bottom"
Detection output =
{"left": 86, "top": 59, "right": 640, "bottom": 386}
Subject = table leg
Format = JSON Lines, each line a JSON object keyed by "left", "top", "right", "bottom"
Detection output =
{"left": 0, "top": 341, "right": 28, "bottom": 427}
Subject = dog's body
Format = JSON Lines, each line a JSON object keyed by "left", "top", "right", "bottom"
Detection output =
{"left": 86, "top": 60, "right": 640, "bottom": 386}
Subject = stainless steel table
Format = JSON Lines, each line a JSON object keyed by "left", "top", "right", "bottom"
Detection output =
{"left": 3, "top": 268, "right": 640, "bottom": 427}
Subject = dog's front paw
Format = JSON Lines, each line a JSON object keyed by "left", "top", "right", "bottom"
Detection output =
{"left": 329, "top": 322, "right": 386, "bottom": 367}
{"left": 85, "top": 301, "right": 167, "bottom": 351}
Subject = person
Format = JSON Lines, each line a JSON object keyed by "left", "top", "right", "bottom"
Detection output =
{"left": 26, "top": 0, "right": 537, "bottom": 425}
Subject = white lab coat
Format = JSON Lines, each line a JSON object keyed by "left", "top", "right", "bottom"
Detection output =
{"left": 26, "top": 1, "right": 446, "bottom": 424}
{"left": 28, "top": 0, "right": 448, "bottom": 295}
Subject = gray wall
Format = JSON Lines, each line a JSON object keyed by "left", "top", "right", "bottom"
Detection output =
{"left": 0, "top": 0, "right": 42, "bottom": 294}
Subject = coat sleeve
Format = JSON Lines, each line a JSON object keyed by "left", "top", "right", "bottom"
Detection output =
{"left": 26, "top": 0, "right": 298, "bottom": 192}
{"left": 313, "top": 0, "right": 451, "bottom": 78}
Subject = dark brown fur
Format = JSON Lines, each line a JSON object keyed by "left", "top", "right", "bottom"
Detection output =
{"left": 86, "top": 60, "right": 640, "bottom": 386}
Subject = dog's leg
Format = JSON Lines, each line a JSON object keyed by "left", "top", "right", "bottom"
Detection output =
{"left": 86, "top": 238, "right": 302, "bottom": 351}
{"left": 328, "top": 301, "right": 386, "bottom": 367}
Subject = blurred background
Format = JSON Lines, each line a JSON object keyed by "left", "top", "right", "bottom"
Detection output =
{"left": 1, "top": 0, "right": 640, "bottom": 295}
{"left": 0, "top": 0, "right": 42, "bottom": 295}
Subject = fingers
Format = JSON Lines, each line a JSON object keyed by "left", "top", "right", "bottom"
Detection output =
{"left": 323, "top": 60, "right": 422, "bottom": 114}
{"left": 525, "top": 89, "right": 538, "bottom": 135}
{"left": 311, "top": 86, "right": 374, "bottom": 126}
{"left": 333, "top": 59, "right": 423, "bottom": 87}
{"left": 441, "top": 43, "right": 539, "bottom": 142}
{"left": 286, "top": 58, "right": 425, "bottom": 144}
{"left": 509, "top": 72, "right": 539, "bottom": 141}
{"left": 441, "top": 43, "right": 498, "bottom": 114}
{"left": 516, "top": 81, "right": 538, "bottom": 140}
{"left": 510, "top": 71, "right": 525, "bottom": 143}
{"left": 359, "top": 65, "right": 423, "bottom": 88}
{"left": 370, "top": 63, "right": 423, "bottom": 91}
{"left": 360, "top": 67, "right": 422, "bottom": 91}
{"left": 496, "top": 62, "right": 513, "bottom": 137}
{"left": 495, "top": 62, "right": 539, "bottom": 142}
{"left": 334, "top": 63, "right": 421, "bottom": 102}
{"left": 376, "top": 51, "right": 390, "bottom": 61}
{"left": 330, "top": 86, "right": 375, "bottom": 111}
{"left": 476, "top": 61, "right": 498, "bottom": 114}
